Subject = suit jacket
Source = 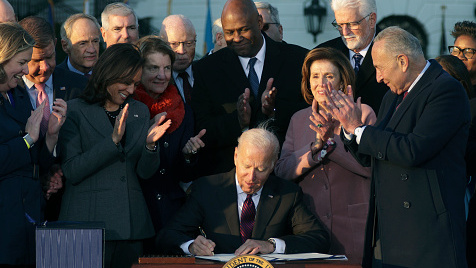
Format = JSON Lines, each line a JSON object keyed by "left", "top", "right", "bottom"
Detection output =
{"left": 275, "top": 105, "right": 376, "bottom": 263}
{"left": 158, "top": 169, "right": 330, "bottom": 254}
{"left": 191, "top": 33, "right": 309, "bottom": 176}
{"left": 317, "top": 30, "right": 388, "bottom": 115}
{"left": 342, "top": 60, "right": 469, "bottom": 268}
{"left": 56, "top": 57, "right": 69, "bottom": 72}
{"left": 0, "top": 86, "right": 54, "bottom": 265}
{"left": 58, "top": 98, "right": 159, "bottom": 241}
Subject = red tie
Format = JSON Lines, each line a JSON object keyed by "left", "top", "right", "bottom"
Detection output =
{"left": 36, "top": 83, "right": 50, "bottom": 136}
{"left": 240, "top": 194, "right": 256, "bottom": 243}
{"left": 178, "top": 72, "right": 192, "bottom": 104}
{"left": 396, "top": 91, "right": 409, "bottom": 110}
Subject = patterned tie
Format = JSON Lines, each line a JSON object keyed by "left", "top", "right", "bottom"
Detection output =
{"left": 353, "top": 53, "right": 363, "bottom": 74}
{"left": 35, "top": 83, "right": 50, "bottom": 136}
{"left": 396, "top": 91, "right": 409, "bottom": 110}
{"left": 240, "top": 194, "right": 256, "bottom": 243}
{"left": 248, "top": 57, "right": 259, "bottom": 97}
{"left": 178, "top": 72, "right": 192, "bottom": 104}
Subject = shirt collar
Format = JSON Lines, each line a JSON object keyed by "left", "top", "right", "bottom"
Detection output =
{"left": 406, "top": 60, "right": 431, "bottom": 95}
{"left": 67, "top": 57, "right": 92, "bottom": 76}
{"left": 173, "top": 64, "right": 194, "bottom": 81}
{"left": 23, "top": 75, "right": 53, "bottom": 91}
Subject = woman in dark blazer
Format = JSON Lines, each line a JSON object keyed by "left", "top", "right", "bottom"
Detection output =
{"left": 0, "top": 23, "right": 67, "bottom": 266}
{"left": 133, "top": 36, "right": 205, "bottom": 253}
{"left": 58, "top": 43, "right": 171, "bottom": 268}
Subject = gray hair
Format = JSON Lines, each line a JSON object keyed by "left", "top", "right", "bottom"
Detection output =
{"left": 101, "top": 2, "right": 138, "bottom": 30}
{"left": 255, "top": 1, "right": 280, "bottom": 25}
{"left": 331, "top": 0, "right": 377, "bottom": 18}
{"left": 212, "top": 18, "right": 223, "bottom": 44}
{"left": 61, "top": 13, "right": 100, "bottom": 45}
{"left": 237, "top": 127, "right": 280, "bottom": 166}
{"left": 159, "top": 14, "right": 196, "bottom": 41}
{"left": 374, "top": 26, "right": 424, "bottom": 59}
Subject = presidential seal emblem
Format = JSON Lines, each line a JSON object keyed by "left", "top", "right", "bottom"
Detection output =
{"left": 222, "top": 255, "right": 274, "bottom": 268}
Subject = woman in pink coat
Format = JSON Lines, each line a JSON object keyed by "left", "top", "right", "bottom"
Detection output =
{"left": 274, "top": 47, "right": 376, "bottom": 264}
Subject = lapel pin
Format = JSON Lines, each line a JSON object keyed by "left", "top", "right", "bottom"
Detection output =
{"left": 134, "top": 114, "right": 138, "bottom": 117}
{"left": 60, "top": 87, "right": 66, "bottom": 91}
{"left": 268, "top": 195, "right": 273, "bottom": 198}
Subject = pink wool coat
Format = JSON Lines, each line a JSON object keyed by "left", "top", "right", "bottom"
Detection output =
{"left": 275, "top": 104, "right": 376, "bottom": 264}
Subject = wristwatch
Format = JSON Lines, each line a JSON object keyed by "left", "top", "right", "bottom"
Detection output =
{"left": 267, "top": 238, "right": 276, "bottom": 251}
{"left": 23, "top": 133, "right": 35, "bottom": 149}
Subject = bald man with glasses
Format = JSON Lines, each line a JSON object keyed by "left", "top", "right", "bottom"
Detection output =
{"left": 317, "top": 0, "right": 388, "bottom": 115}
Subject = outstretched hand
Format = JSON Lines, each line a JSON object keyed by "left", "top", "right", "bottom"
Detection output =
{"left": 321, "top": 83, "right": 363, "bottom": 134}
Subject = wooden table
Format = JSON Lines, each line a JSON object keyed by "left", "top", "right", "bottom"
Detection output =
{"left": 132, "top": 258, "right": 362, "bottom": 268}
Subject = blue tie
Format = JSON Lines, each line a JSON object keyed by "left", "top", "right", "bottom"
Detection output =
{"left": 248, "top": 58, "right": 259, "bottom": 97}
{"left": 353, "top": 53, "right": 363, "bottom": 74}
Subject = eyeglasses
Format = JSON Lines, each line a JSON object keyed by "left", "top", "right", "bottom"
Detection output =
{"left": 167, "top": 40, "right": 196, "bottom": 49}
{"left": 263, "top": 23, "right": 279, "bottom": 31}
{"left": 332, "top": 13, "right": 371, "bottom": 31}
{"left": 448, "top": 46, "right": 476, "bottom": 59}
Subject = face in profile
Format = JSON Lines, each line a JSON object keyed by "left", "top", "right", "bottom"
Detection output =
{"left": 334, "top": 9, "right": 375, "bottom": 52}
{"left": 258, "top": 8, "right": 282, "bottom": 42}
{"left": 234, "top": 141, "right": 274, "bottom": 195}
{"left": 26, "top": 40, "right": 56, "bottom": 84}
{"left": 222, "top": 6, "right": 263, "bottom": 57}
{"left": 142, "top": 52, "right": 172, "bottom": 98}
{"left": 309, "top": 59, "right": 342, "bottom": 103}
{"left": 105, "top": 69, "right": 142, "bottom": 111}
{"left": 453, "top": 35, "right": 476, "bottom": 83}
{"left": 101, "top": 14, "right": 139, "bottom": 47}
{"left": 63, "top": 18, "right": 100, "bottom": 73}
{"left": 1, "top": 48, "right": 32, "bottom": 91}
{"left": 372, "top": 41, "right": 406, "bottom": 95}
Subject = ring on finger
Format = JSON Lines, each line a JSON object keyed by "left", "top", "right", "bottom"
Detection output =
{"left": 191, "top": 150, "right": 197, "bottom": 154}
{"left": 317, "top": 123, "right": 323, "bottom": 128}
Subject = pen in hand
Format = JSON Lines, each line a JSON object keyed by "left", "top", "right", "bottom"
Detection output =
{"left": 199, "top": 226, "right": 214, "bottom": 255}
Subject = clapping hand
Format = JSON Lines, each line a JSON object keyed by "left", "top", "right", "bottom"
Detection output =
{"left": 321, "top": 83, "right": 363, "bottom": 134}
{"left": 182, "top": 129, "right": 206, "bottom": 157}
{"left": 146, "top": 112, "right": 171, "bottom": 147}
{"left": 309, "top": 99, "right": 337, "bottom": 144}
{"left": 261, "top": 78, "right": 276, "bottom": 117}
{"left": 112, "top": 103, "right": 129, "bottom": 145}
{"left": 47, "top": 99, "right": 67, "bottom": 136}
{"left": 237, "top": 88, "right": 251, "bottom": 129}
{"left": 25, "top": 101, "right": 45, "bottom": 143}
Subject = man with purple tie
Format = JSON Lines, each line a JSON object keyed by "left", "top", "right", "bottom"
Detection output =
{"left": 158, "top": 128, "right": 329, "bottom": 255}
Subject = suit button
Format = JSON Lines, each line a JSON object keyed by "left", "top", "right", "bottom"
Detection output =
{"left": 401, "top": 174, "right": 408, "bottom": 181}
{"left": 403, "top": 201, "right": 411, "bottom": 209}
{"left": 163, "top": 142, "right": 169, "bottom": 148}
{"left": 377, "top": 152, "right": 383, "bottom": 159}
{"left": 156, "top": 194, "right": 162, "bottom": 200}
{"left": 19, "top": 130, "right": 24, "bottom": 135}
{"left": 160, "top": 169, "right": 166, "bottom": 175}
{"left": 120, "top": 176, "right": 125, "bottom": 182}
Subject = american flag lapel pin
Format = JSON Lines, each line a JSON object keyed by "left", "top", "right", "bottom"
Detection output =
{"left": 60, "top": 86, "right": 66, "bottom": 91}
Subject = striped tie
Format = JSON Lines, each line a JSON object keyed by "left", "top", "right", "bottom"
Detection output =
{"left": 248, "top": 57, "right": 259, "bottom": 97}
{"left": 240, "top": 194, "right": 256, "bottom": 243}
{"left": 353, "top": 53, "right": 363, "bottom": 74}
{"left": 35, "top": 83, "right": 50, "bottom": 136}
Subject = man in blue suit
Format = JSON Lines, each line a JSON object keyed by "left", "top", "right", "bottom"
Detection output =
{"left": 324, "top": 26, "right": 469, "bottom": 268}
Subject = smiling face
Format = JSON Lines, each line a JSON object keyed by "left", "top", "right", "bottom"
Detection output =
{"left": 334, "top": 9, "right": 375, "bottom": 52}
{"left": 25, "top": 40, "right": 56, "bottom": 84}
{"left": 222, "top": 1, "right": 263, "bottom": 57}
{"left": 1, "top": 48, "right": 32, "bottom": 92}
{"left": 101, "top": 14, "right": 138, "bottom": 47}
{"left": 309, "top": 59, "right": 342, "bottom": 103}
{"left": 63, "top": 18, "right": 100, "bottom": 74}
{"left": 105, "top": 69, "right": 142, "bottom": 111}
{"left": 142, "top": 52, "right": 172, "bottom": 98}
{"left": 234, "top": 141, "right": 274, "bottom": 195}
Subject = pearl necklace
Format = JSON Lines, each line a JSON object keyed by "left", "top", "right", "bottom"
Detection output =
{"left": 103, "top": 104, "right": 124, "bottom": 119}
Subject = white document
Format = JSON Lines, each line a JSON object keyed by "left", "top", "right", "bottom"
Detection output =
{"left": 196, "top": 253, "right": 347, "bottom": 262}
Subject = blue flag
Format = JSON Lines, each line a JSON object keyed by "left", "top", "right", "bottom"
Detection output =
{"left": 204, "top": 0, "right": 213, "bottom": 55}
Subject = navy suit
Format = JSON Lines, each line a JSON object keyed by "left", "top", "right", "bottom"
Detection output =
{"left": 317, "top": 30, "right": 388, "bottom": 115}
{"left": 343, "top": 60, "right": 469, "bottom": 268}
{"left": 191, "top": 34, "right": 308, "bottom": 176}
{"left": 0, "top": 86, "right": 55, "bottom": 265}
{"left": 158, "top": 169, "right": 330, "bottom": 254}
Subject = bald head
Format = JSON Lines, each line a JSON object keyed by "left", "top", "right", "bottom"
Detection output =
{"left": 221, "top": 0, "right": 263, "bottom": 57}
{"left": 0, "top": 0, "right": 15, "bottom": 23}
{"left": 160, "top": 15, "right": 196, "bottom": 72}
